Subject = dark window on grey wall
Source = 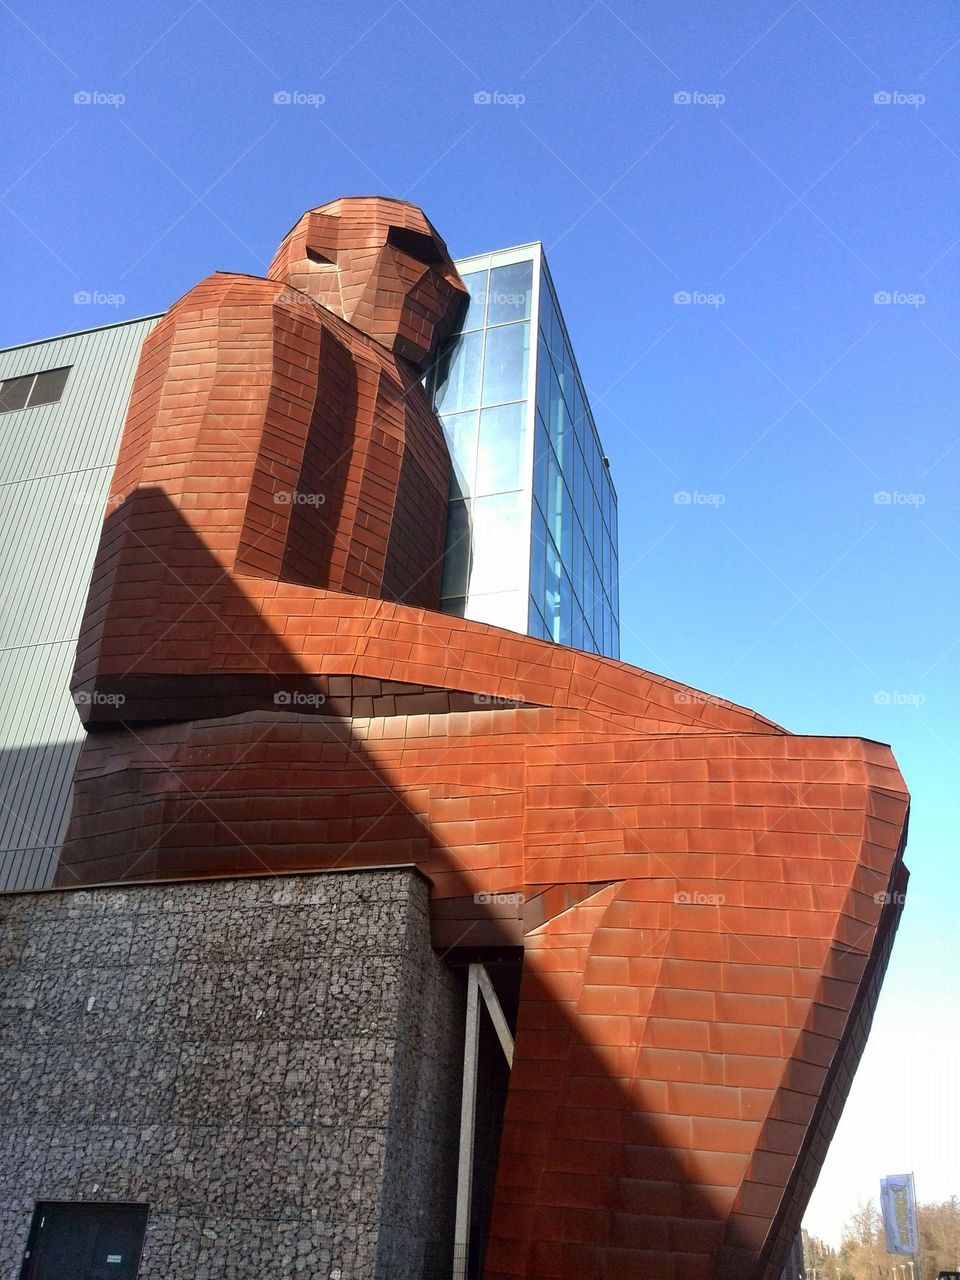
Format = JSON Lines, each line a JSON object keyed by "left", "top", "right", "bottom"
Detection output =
{"left": 0, "top": 375, "right": 31, "bottom": 412}
{"left": 0, "top": 366, "right": 71, "bottom": 414}
{"left": 27, "top": 366, "right": 70, "bottom": 406}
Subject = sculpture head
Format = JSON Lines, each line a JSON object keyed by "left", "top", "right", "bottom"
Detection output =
{"left": 267, "top": 196, "right": 467, "bottom": 370}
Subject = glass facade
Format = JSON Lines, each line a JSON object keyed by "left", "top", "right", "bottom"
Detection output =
{"left": 431, "top": 244, "right": 619, "bottom": 658}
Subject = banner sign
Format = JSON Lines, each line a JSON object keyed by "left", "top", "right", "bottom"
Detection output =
{"left": 880, "top": 1172, "right": 919, "bottom": 1256}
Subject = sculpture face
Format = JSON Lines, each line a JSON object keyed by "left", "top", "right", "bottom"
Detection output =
{"left": 268, "top": 196, "right": 467, "bottom": 369}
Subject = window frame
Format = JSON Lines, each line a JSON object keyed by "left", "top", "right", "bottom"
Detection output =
{"left": 0, "top": 365, "right": 71, "bottom": 414}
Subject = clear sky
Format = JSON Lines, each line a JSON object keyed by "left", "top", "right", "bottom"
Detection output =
{"left": 2, "top": 0, "right": 957, "bottom": 1247}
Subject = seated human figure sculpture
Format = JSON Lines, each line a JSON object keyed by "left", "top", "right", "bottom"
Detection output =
{"left": 59, "top": 197, "right": 910, "bottom": 1280}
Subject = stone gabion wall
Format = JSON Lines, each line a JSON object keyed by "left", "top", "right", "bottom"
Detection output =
{"left": 0, "top": 868, "right": 464, "bottom": 1279}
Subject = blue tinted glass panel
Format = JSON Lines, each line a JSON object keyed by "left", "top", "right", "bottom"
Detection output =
{"left": 560, "top": 568, "right": 574, "bottom": 646}
{"left": 460, "top": 270, "right": 489, "bottom": 331}
{"left": 547, "top": 286, "right": 565, "bottom": 362}
{"left": 548, "top": 383, "right": 571, "bottom": 470}
{"left": 530, "top": 508, "right": 547, "bottom": 608}
{"left": 546, "top": 446, "right": 562, "bottom": 547}
{"left": 539, "top": 280, "right": 558, "bottom": 349}
{"left": 557, "top": 342, "right": 575, "bottom": 409}
{"left": 482, "top": 322, "right": 529, "bottom": 406}
{"left": 528, "top": 597, "right": 540, "bottom": 637}
{"left": 441, "top": 500, "right": 471, "bottom": 599}
{"left": 536, "top": 338, "right": 552, "bottom": 422}
{"left": 544, "top": 530, "right": 561, "bottom": 642}
{"left": 560, "top": 477, "right": 573, "bottom": 564}
{"left": 573, "top": 440, "right": 585, "bottom": 514}
{"left": 573, "top": 608, "right": 585, "bottom": 651}
{"left": 487, "top": 260, "right": 533, "bottom": 324}
{"left": 476, "top": 402, "right": 527, "bottom": 495}
{"left": 572, "top": 394, "right": 588, "bottom": 463}
{"left": 586, "top": 558, "right": 601, "bottom": 622}
{"left": 533, "top": 412, "right": 549, "bottom": 514}
{"left": 572, "top": 522, "right": 584, "bottom": 598}
{"left": 436, "top": 330, "right": 483, "bottom": 414}
{"left": 573, "top": 382, "right": 586, "bottom": 437}
{"left": 443, "top": 410, "right": 478, "bottom": 499}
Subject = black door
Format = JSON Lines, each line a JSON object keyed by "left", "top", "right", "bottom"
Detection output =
{"left": 20, "top": 1203, "right": 148, "bottom": 1280}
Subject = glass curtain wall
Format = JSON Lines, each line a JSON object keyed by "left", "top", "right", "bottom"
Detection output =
{"left": 530, "top": 264, "right": 619, "bottom": 658}
{"left": 431, "top": 243, "right": 620, "bottom": 659}
{"left": 431, "top": 252, "right": 534, "bottom": 633}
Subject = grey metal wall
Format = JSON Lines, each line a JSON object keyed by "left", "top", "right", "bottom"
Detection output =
{"left": 0, "top": 317, "right": 160, "bottom": 889}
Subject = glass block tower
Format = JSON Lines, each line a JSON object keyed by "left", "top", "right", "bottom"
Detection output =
{"left": 431, "top": 244, "right": 620, "bottom": 658}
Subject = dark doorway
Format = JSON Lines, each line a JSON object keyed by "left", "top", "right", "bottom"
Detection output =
{"left": 19, "top": 1202, "right": 148, "bottom": 1280}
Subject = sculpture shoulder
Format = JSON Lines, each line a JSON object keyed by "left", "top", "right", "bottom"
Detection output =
{"left": 165, "top": 270, "right": 305, "bottom": 314}
{"left": 158, "top": 274, "right": 421, "bottom": 390}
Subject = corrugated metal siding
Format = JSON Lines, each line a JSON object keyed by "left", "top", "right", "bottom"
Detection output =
{"left": 0, "top": 317, "right": 160, "bottom": 889}
{"left": 0, "top": 644, "right": 82, "bottom": 889}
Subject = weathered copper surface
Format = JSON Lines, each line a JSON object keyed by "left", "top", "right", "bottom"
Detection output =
{"left": 58, "top": 197, "right": 910, "bottom": 1280}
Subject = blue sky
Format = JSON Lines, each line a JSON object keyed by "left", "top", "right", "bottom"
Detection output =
{"left": 3, "top": 0, "right": 957, "bottom": 1245}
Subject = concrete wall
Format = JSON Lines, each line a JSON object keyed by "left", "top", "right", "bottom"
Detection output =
{"left": 0, "top": 867, "right": 464, "bottom": 1279}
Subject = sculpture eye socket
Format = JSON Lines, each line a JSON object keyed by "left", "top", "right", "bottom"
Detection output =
{"left": 306, "top": 246, "right": 336, "bottom": 265}
{"left": 386, "top": 225, "right": 444, "bottom": 266}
